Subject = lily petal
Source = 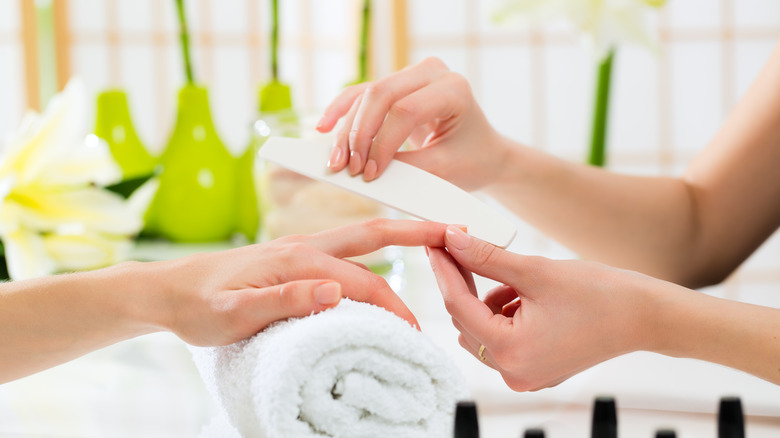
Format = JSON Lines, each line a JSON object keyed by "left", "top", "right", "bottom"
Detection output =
{"left": 42, "top": 232, "right": 132, "bottom": 272}
{"left": 3, "top": 228, "right": 56, "bottom": 280}
{"left": 6, "top": 186, "right": 142, "bottom": 235}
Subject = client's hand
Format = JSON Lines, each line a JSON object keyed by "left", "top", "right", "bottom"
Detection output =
{"left": 427, "top": 225, "right": 665, "bottom": 391}
{"left": 157, "top": 219, "right": 446, "bottom": 346}
{"left": 0, "top": 219, "right": 447, "bottom": 384}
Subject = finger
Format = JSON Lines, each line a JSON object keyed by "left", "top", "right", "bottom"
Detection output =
{"left": 241, "top": 280, "right": 343, "bottom": 332}
{"left": 365, "top": 72, "right": 467, "bottom": 181}
{"left": 458, "top": 333, "right": 498, "bottom": 370}
{"left": 444, "top": 225, "right": 527, "bottom": 286}
{"left": 501, "top": 300, "right": 522, "bottom": 317}
{"left": 431, "top": 246, "right": 477, "bottom": 298}
{"left": 306, "top": 219, "right": 448, "bottom": 259}
{"left": 451, "top": 317, "right": 479, "bottom": 346}
{"left": 328, "top": 94, "right": 364, "bottom": 172}
{"left": 427, "top": 246, "right": 504, "bottom": 342}
{"left": 346, "top": 58, "right": 450, "bottom": 178}
{"left": 344, "top": 258, "right": 371, "bottom": 271}
{"left": 281, "top": 251, "right": 419, "bottom": 328}
{"left": 454, "top": 256, "right": 478, "bottom": 298}
{"left": 317, "top": 83, "right": 369, "bottom": 133}
{"left": 483, "top": 284, "right": 519, "bottom": 315}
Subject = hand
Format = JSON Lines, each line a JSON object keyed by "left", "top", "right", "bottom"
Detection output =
{"left": 316, "top": 57, "right": 510, "bottom": 191}
{"left": 427, "top": 225, "right": 666, "bottom": 391}
{"left": 152, "top": 219, "right": 448, "bottom": 346}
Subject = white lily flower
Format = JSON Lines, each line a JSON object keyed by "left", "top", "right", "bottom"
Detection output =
{"left": 0, "top": 79, "right": 143, "bottom": 280}
{"left": 493, "top": 0, "right": 666, "bottom": 60}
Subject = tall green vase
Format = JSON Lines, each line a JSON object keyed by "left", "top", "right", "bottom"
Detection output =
{"left": 94, "top": 90, "right": 157, "bottom": 179}
{"left": 235, "top": 135, "right": 260, "bottom": 243}
{"left": 145, "top": 85, "right": 237, "bottom": 242}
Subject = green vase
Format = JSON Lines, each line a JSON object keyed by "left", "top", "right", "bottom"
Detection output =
{"left": 145, "top": 85, "right": 237, "bottom": 242}
{"left": 235, "top": 136, "right": 260, "bottom": 243}
{"left": 94, "top": 90, "right": 157, "bottom": 179}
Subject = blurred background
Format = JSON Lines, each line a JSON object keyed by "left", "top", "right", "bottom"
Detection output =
{"left": 2, "top": 0, "right": 780, "bottom": 436}
{"left": 3, "top": 0, "right": 780, "bottom": 289}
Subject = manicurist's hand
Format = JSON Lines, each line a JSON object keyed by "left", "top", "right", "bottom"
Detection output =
{"left": 428, "top": 226, "right": 780, "bottom": 390}
{"left": 0, "top": 219, "right": 448, "bottom": 383}
{"left": 426, "top": 225, "right": 674, "bottom": 391}
{"left": 317, "top": 57, "right": 510, "bottom": 191}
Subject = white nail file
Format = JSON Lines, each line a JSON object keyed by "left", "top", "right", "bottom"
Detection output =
{"left": 257, "top": 136, "right": 517, "bottom": 248}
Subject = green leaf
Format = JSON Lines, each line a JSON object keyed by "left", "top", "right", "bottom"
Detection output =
{"left": 104, "top": 172, "right": 156, "bottom": 199}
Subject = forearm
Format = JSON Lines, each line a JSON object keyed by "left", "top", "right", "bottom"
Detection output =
{"left": 0, "top": 262, "right": 164, "bottom": 383}
{"left": 486, "top": 139, "right": 705, "bottom": 286}
{"left": 485, "top": 41, "right": 780, "bottom": 288}
{"left": 647, "top": 283, "right": 780, "bottom": 385}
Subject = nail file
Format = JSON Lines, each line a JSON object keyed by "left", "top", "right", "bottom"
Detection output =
{"left": 258, "top": 136, "right": 517, "bottom": 248}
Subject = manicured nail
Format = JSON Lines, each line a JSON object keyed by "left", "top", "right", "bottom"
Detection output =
{"left": 349, "top": 150, "right": 362, "bottom": 175}
{"left": 327, "top": 145, "right": 344, "bottom": 169}
{"left": 314, "top": 282, "right": 341, "bottom": 305}
{"left": 363, "top": 159, "right": 378, "bottom": 181}
{"left": 446, "top": 226, "right": 471, "bottom": 250}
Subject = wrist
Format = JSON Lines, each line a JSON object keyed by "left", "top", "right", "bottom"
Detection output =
{"left": 634, "top": 277, "right": 702, "bottom": 357}
{"left": 483, "top": 134, "right": 534, "bottom": 196}
{"left": 95, "top": 260, "right": 169, "bottom": 337}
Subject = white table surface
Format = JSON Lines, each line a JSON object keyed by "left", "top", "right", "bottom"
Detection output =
{"left": 1, "top": 244, "right": 779, "bottom": 437}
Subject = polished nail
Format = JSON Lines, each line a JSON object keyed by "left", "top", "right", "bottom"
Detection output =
{"left": 363, "top": 159, "right": 378, "bottom": 181}
{"left": 446, "top": 226, "right": 471, "bottom": 250}
{"left": 349, "top": 150, "right": 362, "bottom": 175}
{"left": 327, "top": 146, "right": 344, "bottom": 169}
{"left": 314, "top": 282, "right": 341, "bottom": 305}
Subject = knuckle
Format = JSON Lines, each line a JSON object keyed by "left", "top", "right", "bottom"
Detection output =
{"left": 471, "top": 242, "right": 499, "bottom": 268}
{"left": 366, "top": 273, "right": 389, "bottom": 293}
{"left": 490, "top": 345, "right": 511, "bottom": 369}
{"left": 278, "top": 282, "right": 305, "bottom": 310}
{"left": 278, "top": 234, "right": 308, "bottom": 245}
{"left": 278, "top": 241, "right": 314, "bottom": 262}
{"left": 421, "top": 56, "right": 448, "bottom": 71}
{"left": 363, "top": 82, "right": 387, "bottom": 100}
{"left": 363, "top": 217, "right": 390, "bottom": 234}
{"left": 443, "top": 72, "right": 471, "bottom": 92}
{"left": 361, "top": 218, "right": 391, "bottom": 246}
{"left": 388, "top": 100, "right": 417, "bottom": 124}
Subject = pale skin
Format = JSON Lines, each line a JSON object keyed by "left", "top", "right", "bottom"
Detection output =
{"left": 0, "top": 219, "right": 448, "bottom": 384}
{"left": 317, "top": 40, "right": 780, "bottom": 387}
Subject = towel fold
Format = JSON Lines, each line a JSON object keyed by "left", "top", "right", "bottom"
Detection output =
{"left": 191, "top": 299, "right": 468, "bottom": 438}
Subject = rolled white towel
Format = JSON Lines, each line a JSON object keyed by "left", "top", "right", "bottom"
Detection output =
{"left": 191, "top": 299, "right": 469, "bottom": 438}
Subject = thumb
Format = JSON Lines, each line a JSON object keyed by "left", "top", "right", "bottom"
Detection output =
{"left": 247, "top": 280, "right": 343, "bottom": 330}
{"left": 443, "top": 225, "right": 520, "bottom": 284}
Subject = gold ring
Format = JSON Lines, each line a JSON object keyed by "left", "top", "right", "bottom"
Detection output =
{"left": 478, "top": 344, "right": 487, "bottom": 361}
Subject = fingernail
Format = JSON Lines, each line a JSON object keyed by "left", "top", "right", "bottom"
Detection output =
{"left": 424, "top": 246, "right": 429, "bottom": 256}
{"left": 446, "top": 226, "right": 471, "bottom": 250}
{"left": 314, "top": 282, "right": 341, "bottom": 305}
{"left": 349, "top": 150, "right": 362, "bottom": 175}
{"left": 327, "top": 146, "right": 344, "bottom": 169}
{"left": 363, "top": 159, "right": 378, "bottom": 181}
{"left": 315, "top": 117, "right": 326, "bottom": 131}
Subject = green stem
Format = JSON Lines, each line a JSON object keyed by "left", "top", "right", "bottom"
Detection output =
{"left": 358, "top": 0, "right": 370, "bottom": 82}
{"left": 271, "top": 0, "right": 279, "bottom": 81}
{"left": 588, "top": 48, "right": 615, "bottom": 167}
{"left": 175, "top": 0, "right": 195, "bottom": 84}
